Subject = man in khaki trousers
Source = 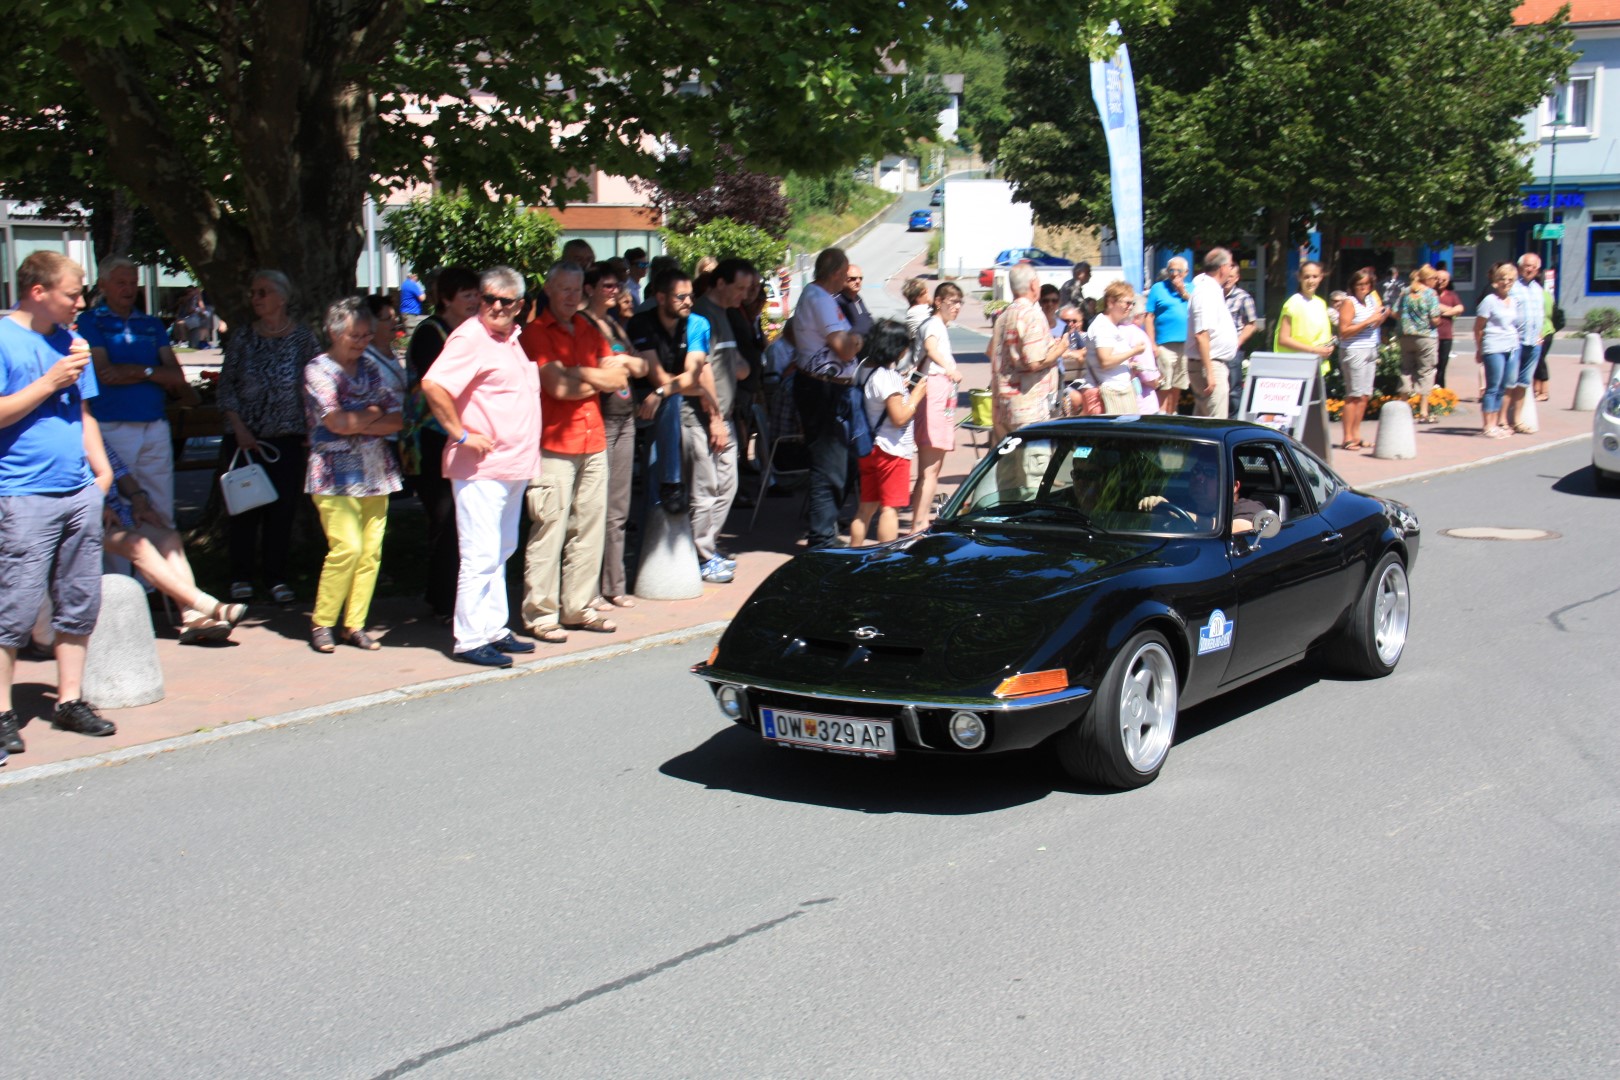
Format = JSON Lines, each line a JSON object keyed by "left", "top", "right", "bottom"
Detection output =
{"left": 517, "top": 263, "right": 629, "bottom": 642}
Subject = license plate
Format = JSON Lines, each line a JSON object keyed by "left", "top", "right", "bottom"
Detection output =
{"left": 760, "top": 707, "right": 896, "bottom": 758}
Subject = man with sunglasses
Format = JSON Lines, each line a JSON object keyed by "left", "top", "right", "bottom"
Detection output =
{"left": 623, "top": 247, "right": 648, "bottom": 308}
{"left": 418, "top": 266, "right": 542, "bottom": 667}
{"left": 1140, "top": 455, "right": 1264, "bottom": 533}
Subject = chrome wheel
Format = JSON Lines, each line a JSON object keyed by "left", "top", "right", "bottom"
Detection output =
{"left": 1373, "top": 560, "right": 1410, "bottom": 666}
{"left": 1117, "top": 640, "right": 1177, "bottom": 773}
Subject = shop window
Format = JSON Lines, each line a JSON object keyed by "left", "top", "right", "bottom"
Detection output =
{"left": 1589, "top": 227, "right": 1620, "bottom": 296}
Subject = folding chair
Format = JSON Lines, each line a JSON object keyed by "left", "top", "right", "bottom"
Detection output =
{"left": 749, "top": 402, "right": 809, "bottom": 531}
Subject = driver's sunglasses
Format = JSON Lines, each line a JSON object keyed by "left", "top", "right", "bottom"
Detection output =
{"left": 1190, "top": 464, "right": 1217, "bottom": 480}
{"left": 482, "top": 293, "right": 522, "bottom": 308}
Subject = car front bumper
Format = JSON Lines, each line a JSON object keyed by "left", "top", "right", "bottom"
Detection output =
{"left": 691, "top": 664, "right": 1093, "bottom": 755}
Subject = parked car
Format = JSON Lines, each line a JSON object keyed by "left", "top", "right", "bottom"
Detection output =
{"left": 693, "top": 416, "right": 1421, "bottom": 789}
{"left": 1593, "top": 362, "right": 1620, "bottom": 491}
{"left": 908, "top": 209, "right": 934, "bottom": 231}
{"left": 977, "top": 247, "right": 1074, "bottom": 287}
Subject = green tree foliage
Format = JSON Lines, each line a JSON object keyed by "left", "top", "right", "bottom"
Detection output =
{"left": 0, "top": 0, "right": 1158, "bottom": 326}
{"left": 380, "top": 193, "right": 561, "bottom": 285}
{"left": 659, "top": 218, "right": 788, "bottom": 276}
{"left": 996, "top": 0, "right": 1572, "bottom": 310}
{"left": 919, "top": 30, "right": 1013, "bottom": 157}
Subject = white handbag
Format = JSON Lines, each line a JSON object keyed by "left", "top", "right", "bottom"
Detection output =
{"left": 219, "top": 444, "right": 282, "bottom": 515}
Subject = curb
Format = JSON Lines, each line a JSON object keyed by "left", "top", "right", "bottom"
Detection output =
{"left": 834, "top": 193, "right": 904, "bottom": 252}
{"left": 1356, "top": 433, "right": 1589, "bottom": 491}
{"left": 0, "top": 621, "right": 730, "bottom": 790}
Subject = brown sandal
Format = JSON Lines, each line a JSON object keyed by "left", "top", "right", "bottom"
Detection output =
{"left": 343, "top": 628, "right": 381, "bottom": 651}
{"left": 562, "top": 614, "right": 617, "bottom": 634}
{"left": 310, "top": 625, "right": 335, "bottom": 653}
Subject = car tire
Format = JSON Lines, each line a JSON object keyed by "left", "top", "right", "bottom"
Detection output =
{"left": 1056, "top": 629, "right": 1178, "bottom": 789}
{"left": 1595, "top": 465, "right": 1620, "bottom": 493}
{"left": 1326, "top": 551, "right": 1410, "bottom": 678}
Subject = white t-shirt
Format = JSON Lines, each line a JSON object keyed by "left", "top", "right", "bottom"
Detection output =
{"left": 791, "top": 283, "right": 852, "bottom": 379}
{"left": 1085, "top": 314, "right": 1136, "bottom": 390}
{"left": 918, "top": 315, "right": 955, "bottom": 376}
{"left": 1188, "top": 273, "right": 1238, "bottom": 361}
{"left": 862, "top": 366, "right": 915, "bottom": 457}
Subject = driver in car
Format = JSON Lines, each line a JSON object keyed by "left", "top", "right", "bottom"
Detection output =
{"left": 1139, "top": 458, "right": 1267, "bottom": 533}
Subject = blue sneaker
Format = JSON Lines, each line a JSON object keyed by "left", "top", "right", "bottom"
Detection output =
{"left": 453, "top": 644, "right": 513, "bottom": 667}
{"left": 700, "top": 556, "right": 735, "bottom": 583}
{"left": 491, "top": 632, "right": 536, "bottom": 654}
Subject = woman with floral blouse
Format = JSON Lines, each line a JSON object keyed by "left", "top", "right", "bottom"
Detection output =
{"left": 217, "top": 269, "right": 321, "bottom": 603}
{"left": 302, "top": 298, "right": 403, "bottom": 652}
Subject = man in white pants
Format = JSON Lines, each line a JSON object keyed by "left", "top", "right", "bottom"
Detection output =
{"left": 419, "top": 266, "right": 542, "bottom": 667}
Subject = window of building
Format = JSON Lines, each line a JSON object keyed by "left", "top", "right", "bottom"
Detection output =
{"left": 1590, "top": 228, "right": 1620, "bottom": 296}
{"left": 1541, "top": 74, "right": 1596, "bottom": 137}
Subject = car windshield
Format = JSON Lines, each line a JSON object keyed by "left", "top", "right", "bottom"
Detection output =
{"left": 942, "top": 433, "right": 1223, "bottom": 536}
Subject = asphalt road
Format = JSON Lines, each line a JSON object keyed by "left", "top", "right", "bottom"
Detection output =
{"left": 848, "top": 189, "right": 933, "bottom": 321}
{"left": 2, "top": 441, "right": 1615, "bottom": 1079}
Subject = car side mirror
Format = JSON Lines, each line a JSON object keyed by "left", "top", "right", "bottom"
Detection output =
{"left": 1254, "top": 511, "right": 1282, "bottom": 538}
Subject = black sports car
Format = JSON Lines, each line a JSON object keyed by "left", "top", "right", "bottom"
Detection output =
{"left": 693, "top": 416, "right": 1420, "bottom": 789}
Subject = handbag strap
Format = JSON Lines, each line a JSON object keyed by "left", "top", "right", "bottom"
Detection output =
{"left": 227, "top": 442, "right": 282, "bottom": 471}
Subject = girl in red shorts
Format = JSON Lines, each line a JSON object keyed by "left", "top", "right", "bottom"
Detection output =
{"left": 849, "top": 320, "right": 928, "bottom": 546}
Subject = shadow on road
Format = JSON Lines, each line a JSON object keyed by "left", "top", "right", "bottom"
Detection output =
{"left": 661, "top": 664, "right": 1326, "bottom": 812}
{"left": 659, "top": 725, "right": 1072, "bottom": 814}
{"left": 1550, "top": 464, "right": 1616, "bottom": 499}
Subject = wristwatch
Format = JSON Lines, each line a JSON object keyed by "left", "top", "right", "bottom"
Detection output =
{"left": 142, "top": 366, "right": 154, "bottom": 378}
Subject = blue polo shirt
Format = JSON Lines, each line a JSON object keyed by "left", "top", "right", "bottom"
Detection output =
{"left": 399, "top": 277, "right": 425, "bottom": 315}
{"left": 78, "top": 303, "right": 168, "bottom": 422}
{"left": 1146, "top": 280, "right": 1190, "bottom": 345}
{"left": 0, "top": 318, "right": 100, "bottom": 495}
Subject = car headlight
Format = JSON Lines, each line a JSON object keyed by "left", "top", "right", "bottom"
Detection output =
{"left": 1605, "top": 392, "right": 1620, "bottom": 420}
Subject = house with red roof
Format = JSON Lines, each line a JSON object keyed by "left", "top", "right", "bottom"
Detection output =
{"left": 1504, "top": 1, "right": 1620, "bottom": 324}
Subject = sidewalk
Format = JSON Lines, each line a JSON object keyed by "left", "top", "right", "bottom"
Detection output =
{"left": 1, "top": 297, "right": 1602, "bottom": 784}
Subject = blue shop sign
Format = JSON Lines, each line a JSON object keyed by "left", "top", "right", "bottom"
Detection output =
{"left": 1524, "top": 193, "right": 1584, "bottom": 210}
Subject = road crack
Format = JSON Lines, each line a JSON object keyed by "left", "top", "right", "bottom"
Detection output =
{"left": 369, "top": 898, "right": 836, "bottom": 1077}
{"left": 1547, "top": 586, "right": 1620, "bottom": 632}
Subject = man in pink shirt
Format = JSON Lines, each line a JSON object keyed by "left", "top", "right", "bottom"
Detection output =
{"left": 419, "top": 266, "right": 542, "bottom": 667}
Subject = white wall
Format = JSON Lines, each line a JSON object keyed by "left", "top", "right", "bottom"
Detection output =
{"left": 939, "top": 180, "right": 1033, "bottom": 273}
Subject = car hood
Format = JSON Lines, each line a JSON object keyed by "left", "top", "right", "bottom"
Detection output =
{"left": 716, "top": 528, "right": 1166, "bottom": 693}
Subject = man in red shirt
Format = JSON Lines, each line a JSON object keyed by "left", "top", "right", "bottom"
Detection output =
{"left": 518, "top": 263, "right": 629, "bottom": 641}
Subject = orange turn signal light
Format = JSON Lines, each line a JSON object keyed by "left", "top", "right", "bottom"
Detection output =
{"left": 706, "top": 644, "right": 720, "bottom": 664}
{"left": 993, "top": 669, "right": 1068, "bottom": 698}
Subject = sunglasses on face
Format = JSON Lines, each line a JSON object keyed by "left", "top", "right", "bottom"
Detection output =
{"left": 1190, "top": 464, "right": 1217, "bottom": 480}
{"left": 1063, "top": 317, "right": 1083, "bottom": 325}
{"left": 482, "top": 294, "right": 522, "bottom": 308}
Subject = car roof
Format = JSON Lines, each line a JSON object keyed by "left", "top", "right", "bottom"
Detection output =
{"left": 1016, "top": 414, "right": 1290, "bottom": 446}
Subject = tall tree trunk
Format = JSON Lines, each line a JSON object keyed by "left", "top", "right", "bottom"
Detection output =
{"left": 57, "top": 1, "right": 406, "bottom": 333}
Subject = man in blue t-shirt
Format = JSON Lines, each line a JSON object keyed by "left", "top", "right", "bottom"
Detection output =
{"left": 1145, "top": 256, "right": 1191, "bottom": 414}
{"left": 80, "top": 256, "right": 190, "bottom": 539}
{"left": 0, "top": 252, "right": 118, "bottom": 757}
{"left": 399, "top": 271, "right": 425, "bottom": 335}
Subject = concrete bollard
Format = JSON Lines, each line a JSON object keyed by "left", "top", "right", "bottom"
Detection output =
{"left": 1581, "top": 332, "right": 1605, "bottom": 366}
{"left": 1572, "top": 364, "right": 1605, "bottom": 411}
{"left": 1373, "top": 399, "right": 1417, "bottom": 460}
{"left": 83, "top": 573, "right": 165, "bottom": 709}
{"left": 634, "top": 506, "right": 703, "bottom": 601}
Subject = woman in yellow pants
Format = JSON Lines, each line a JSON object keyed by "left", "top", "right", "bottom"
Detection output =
{"left": 303, "top": 298, "right": 404, "bottom": 652}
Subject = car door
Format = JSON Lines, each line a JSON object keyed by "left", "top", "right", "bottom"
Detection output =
{"left": 1222, "top": 440, "right": 1349, "bottom": 681}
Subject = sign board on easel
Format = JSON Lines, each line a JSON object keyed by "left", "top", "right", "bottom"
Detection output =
{"left": 1240, "top": 352, "right": 1334, "bottom": 464}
